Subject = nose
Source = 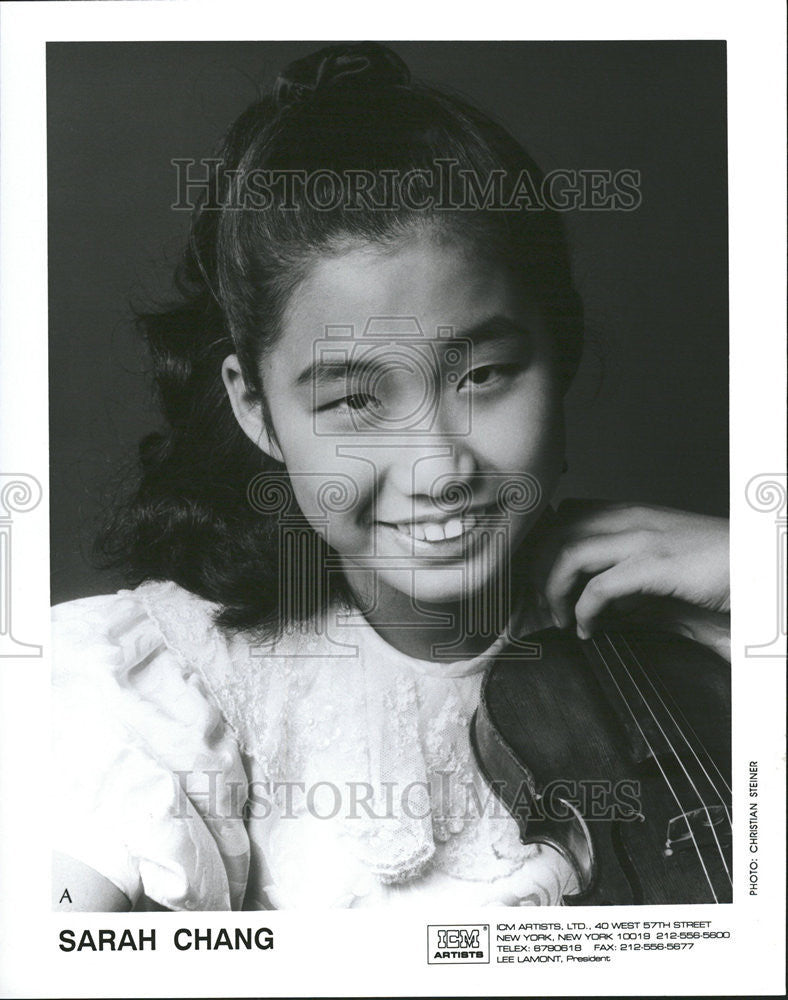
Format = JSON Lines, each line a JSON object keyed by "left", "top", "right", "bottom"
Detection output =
{"left": 407, "top": 442, "right": 475, "bottom": 501}
{"left": 379, "top": 381, "right": 477, "bottom": 505}
{"left": 336, "top": 374, "right": 482, "bottom": 518}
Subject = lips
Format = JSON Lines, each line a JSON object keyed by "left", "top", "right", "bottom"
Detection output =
{"left": 378, "top": 506, "right": 496, "bottom": 544}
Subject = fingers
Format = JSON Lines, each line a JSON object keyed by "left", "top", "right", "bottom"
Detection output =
{"left": 572, "top": 557, "right": 673, "bottom": 638}
{"left": 527, "top": 500, "right": 731, "bottom": 639}
{"left": 539, "top": 530, "right": 657, "bottom": 630}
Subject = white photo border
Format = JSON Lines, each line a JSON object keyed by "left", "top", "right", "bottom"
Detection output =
{"left": 0, "top": 2, "right": 785, "bottom": 997}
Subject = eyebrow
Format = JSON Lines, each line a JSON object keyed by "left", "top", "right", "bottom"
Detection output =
{"left": 295, "top": 357, "right": 378, "bottom": 389}
{"left": 458, "top": 314, "right": 531, "bottom": 345}
{"left": 293, "top": 314, "right": 530, "bottom": 388}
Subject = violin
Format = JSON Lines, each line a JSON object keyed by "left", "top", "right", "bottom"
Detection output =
{"left": 471, "top": 626, "right": 732, "bottom": 904}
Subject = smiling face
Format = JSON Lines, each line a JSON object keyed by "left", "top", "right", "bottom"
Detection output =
{"left": 224, "top": 229, "right": 565, "bottom": 614}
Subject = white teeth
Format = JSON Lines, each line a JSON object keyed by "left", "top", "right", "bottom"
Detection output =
{"left": 392, "top": 515, "right": 477, "bottom": 542}
{"left": 443, "top": 518, "right": 463, "bottom": 539}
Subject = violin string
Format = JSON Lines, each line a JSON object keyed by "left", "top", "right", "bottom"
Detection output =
{"left": 591, "top": 635, "right": 723, "bottom": 898}
{"left": 619, "top": 632, "right": 732, "bottom": 808}
{"left": 609, "top": 630, "right": 732, "bottom": 871}
{"left": 603, "top": 633, "right": 731, "bottom": 883}
{"left": 626, "top": 637, "right": 732, "bottom": 797}
{"left": 605, "top": 634, "right": 732, "bottom": 885}
{"left": 600, "top": 634, "right": 731, "bottom": 885}
{"left": 617, "top": 641, "right": 733, "bottom": 886}
{"left": 589, "top": 637, "right": 720, "bottom": 901}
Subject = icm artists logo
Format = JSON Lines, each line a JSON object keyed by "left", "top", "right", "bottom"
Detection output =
{"left": 427, "top": 924, "right": 490, "bottom": 964}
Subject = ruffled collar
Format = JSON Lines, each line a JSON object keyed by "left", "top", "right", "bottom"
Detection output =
{"left": 136, "top": 578, "right": 552, "bottom": 894}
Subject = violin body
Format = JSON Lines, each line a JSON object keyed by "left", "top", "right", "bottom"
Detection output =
{"left": 471, "top": 627, "right": 732, "bottom": 905}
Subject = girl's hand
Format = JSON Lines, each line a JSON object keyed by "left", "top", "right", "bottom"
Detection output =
{"left": 528, "top": 500, "right": 730, "bottom": 640}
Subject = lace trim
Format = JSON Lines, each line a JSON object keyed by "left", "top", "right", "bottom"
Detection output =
{"left": 134, "top": 581, "right": 238, "bottom": 739}
{"left": 131, "top": 581, "right": 559, "bottom": 892}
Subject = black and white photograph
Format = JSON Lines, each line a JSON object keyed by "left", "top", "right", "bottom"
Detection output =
{"left": 0, "top": 4, "right": 785, "bottom": 998}
{"left": 48, "top": 38, "right": 732, "bottom": 913}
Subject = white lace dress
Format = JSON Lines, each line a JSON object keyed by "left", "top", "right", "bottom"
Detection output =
{"left": 52, "top": 580, "right": 578, "bottom": 910}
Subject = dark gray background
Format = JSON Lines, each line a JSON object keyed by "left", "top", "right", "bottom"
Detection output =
{"left": 47, "top": 41, "right": 728, "bottom": 605}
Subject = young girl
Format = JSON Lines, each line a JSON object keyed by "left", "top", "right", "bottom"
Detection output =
{"left": 52, "top": 42, "right": 730, "bottom": 911}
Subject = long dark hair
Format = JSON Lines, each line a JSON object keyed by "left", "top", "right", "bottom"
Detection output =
{"left": 96, "top": 42, "right": 584, "bottom": 634}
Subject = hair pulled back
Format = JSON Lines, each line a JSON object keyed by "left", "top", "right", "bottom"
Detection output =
{"left": 97, "top": 42, "right": 584, "bottom": 633}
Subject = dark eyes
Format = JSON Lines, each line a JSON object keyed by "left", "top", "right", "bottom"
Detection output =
{"left": 343, "top": 393, "right": 379, "bottom": 412}
{"left": 457, "top": 363, "right": 521, "bottom": 390}
{"left": 318, "top": 364, "right": 522, "bottom": 415}
{"left": 318, "top": 393, "right": 381, "bottom": 414}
